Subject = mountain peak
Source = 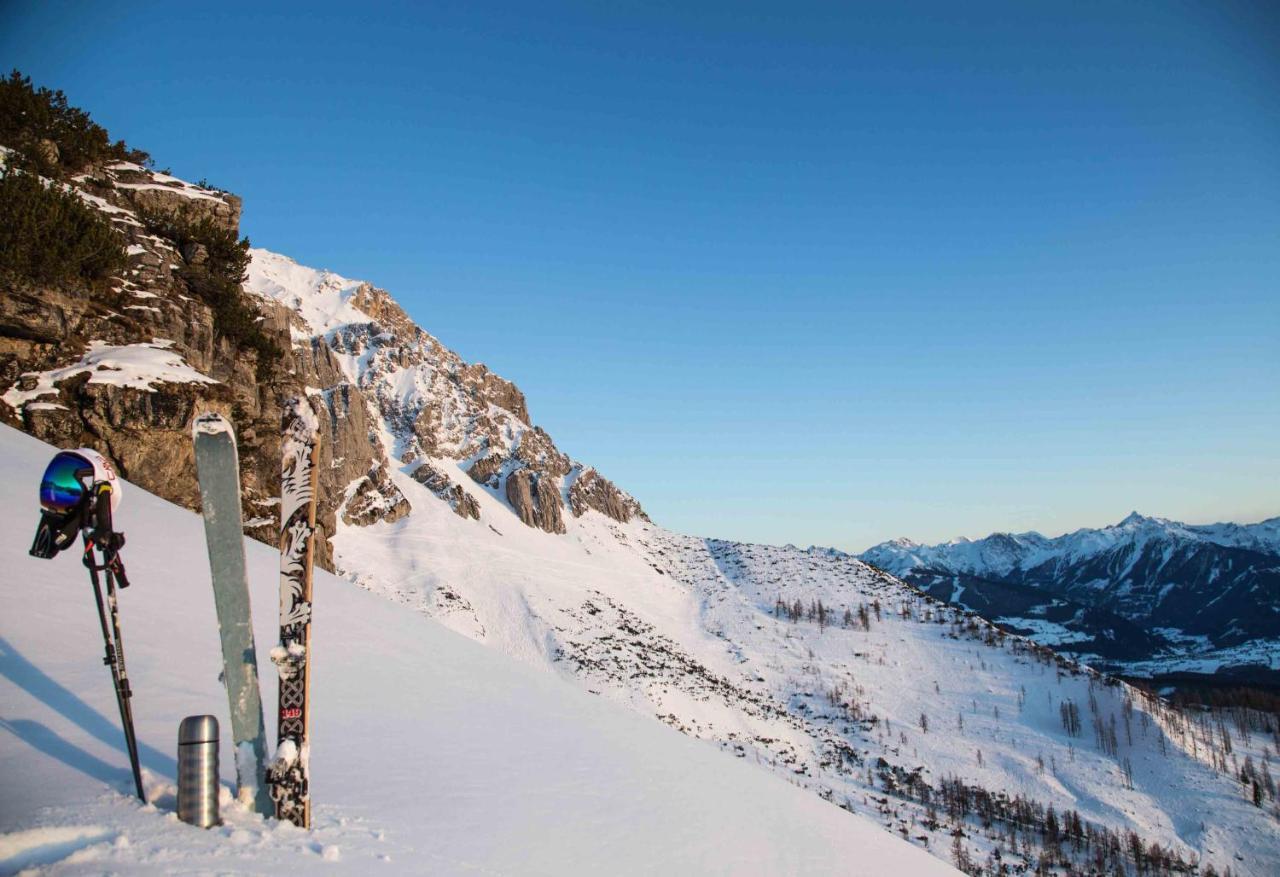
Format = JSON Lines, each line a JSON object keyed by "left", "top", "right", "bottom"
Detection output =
{"left": 1117, "top": 511, "right": 1148, "bottom": 527}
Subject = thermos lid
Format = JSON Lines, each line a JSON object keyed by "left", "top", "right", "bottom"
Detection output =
{"left": 178, "top": 714, "right": 219, "bottom": 745}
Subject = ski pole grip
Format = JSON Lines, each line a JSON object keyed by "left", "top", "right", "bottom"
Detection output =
{"left": 111, "top": 559, "right": 130, "bottom": 590}
{"left": 93, "top": 484, "right": 114, "bottom": 539}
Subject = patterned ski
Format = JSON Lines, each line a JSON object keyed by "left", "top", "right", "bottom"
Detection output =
{"left": 268, "top": 398, "right": 320, "bottom": 827}
{"left": 191, "top": 413, "right": 272, "bottom": 816}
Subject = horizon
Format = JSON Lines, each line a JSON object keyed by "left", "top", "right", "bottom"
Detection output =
{"left": 858, "top": 508, "right": 1280, "bottom": 551}
{"left": 3, "top": 1, "right": 1278, "bottom": 553}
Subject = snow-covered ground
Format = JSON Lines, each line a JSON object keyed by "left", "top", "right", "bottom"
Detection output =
{"left": 234, "top": 244, "right": 1280, "bottom": 875}
{"left": 1, "top": 340, "right": 216, "bottom": 414}
{"left": 0, "top": 424, "right": 953, "bottom": 875}
{"left": 331, "top": 450, "right": 1280, "bottom": 875}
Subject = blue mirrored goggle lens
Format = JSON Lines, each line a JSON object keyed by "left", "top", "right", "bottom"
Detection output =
{"left": 39, "top": 451, "right": 92, "bottom": 513}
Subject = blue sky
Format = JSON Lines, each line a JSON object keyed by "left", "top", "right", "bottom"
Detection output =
{"left": 4, "top": 1, "right": 1277, "bottom": 551}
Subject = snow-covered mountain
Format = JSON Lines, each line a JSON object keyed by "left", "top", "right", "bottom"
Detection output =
{"left": 231, "top": 248, "right": 1280, "bottom": 875}
{"left": 861, "top": 514, "right": 1280, "bottom": 680}
{"left": 0, "top": 424, "right": 951, "bottom": 875}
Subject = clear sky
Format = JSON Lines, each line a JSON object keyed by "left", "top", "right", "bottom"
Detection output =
{"left": 4, "top": 1, "right": 1278, "bottom": 551}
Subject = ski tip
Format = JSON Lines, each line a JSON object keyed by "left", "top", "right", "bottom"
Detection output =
{"left": 282, "top": 397, "right": 320, "bottom": 439}
{"left": 192, "top": 412, "right": 234, "bottom": 439}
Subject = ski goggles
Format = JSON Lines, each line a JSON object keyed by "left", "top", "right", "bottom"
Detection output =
{"left": 39, "top": 451, "right": 96, "bottom": 514}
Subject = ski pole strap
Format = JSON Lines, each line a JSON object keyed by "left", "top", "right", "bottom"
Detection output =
{"left": 81, "top": 534, "right": 130, "bottom": 589}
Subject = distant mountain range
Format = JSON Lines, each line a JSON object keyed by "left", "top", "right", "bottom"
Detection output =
{"left": 860, "top": 513, "right": 1280, "bottom": 683}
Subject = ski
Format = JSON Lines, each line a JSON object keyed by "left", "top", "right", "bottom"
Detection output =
{"left": 192, "top": 413, "right": 272, "bottom": 816}
{"left": 268, "top": 398, "right": 320, "bottom": 827}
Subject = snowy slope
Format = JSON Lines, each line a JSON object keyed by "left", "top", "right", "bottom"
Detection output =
{"left": 334, "top": 485, "right": 1280, "bottom": 874}
{"left": 236, "top": 247, "right": 1280, "bottom": 875}
{"left": 0, "top": 424, "right": 953, "bottom": 876}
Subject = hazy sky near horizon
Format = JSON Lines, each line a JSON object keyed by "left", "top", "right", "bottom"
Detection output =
{"left": 4, "top": 1, "right": 1278, "bottom": 551}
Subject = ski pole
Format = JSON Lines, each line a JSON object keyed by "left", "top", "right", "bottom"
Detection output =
{"left": 30, "top": 448, "right": 145, "bottom": 803}
{"left": 83, "top": 533, "right": 146, "bottom": 801}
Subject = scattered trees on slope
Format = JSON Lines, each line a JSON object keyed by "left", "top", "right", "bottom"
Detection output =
{"left": 0, "top": 168, "right": 125, "bottom": 290}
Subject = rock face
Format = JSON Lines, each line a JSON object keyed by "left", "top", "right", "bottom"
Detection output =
{"left": 569, "top": 467, "right": 647, "bottom": 524}
{"left": 0, "top": 155, "right": 407, "bottom": 571}
{"left": 1, "top": 141, "right": 644, "bottom": 567}
{"left": 505, "top": 468, "right": 566, "bottom": 534}
{"left": 342, "top": 464, "right": 412, "bottom": 527}
{"left": 244, "top": 247, "right": 645, "bottom": 539}
{"left": 412, "top": 463, "right": 481, "bottom": 520}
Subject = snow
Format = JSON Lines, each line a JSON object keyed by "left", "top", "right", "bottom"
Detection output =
{"left": 0, "top": 424, "right": 951, "bottom": 875}
{"left": 1, "top": 341, "right": 217, "bottom": 410}
{"left": 234, "top": 742, "right": 261, "bottom": 808}
{"left": 192, "top": 413, "right": 234, "bottom": 437}
{"left": 270, "top": 739, "right": 299, "bottom": 770}
{"left": 326, "top": 445, "right": 1280, "bottom": 875}
{"left": 242, "top": 249, "right": 370, "bottom": 341}
{"left": 110, "top": 179, "right": 224, "bottom": 204}
{"left": 993, "top": 616, "right": 1093, "bottom": 645}
{"left": 284, "top": 395, "right": 319, "bottom": 437}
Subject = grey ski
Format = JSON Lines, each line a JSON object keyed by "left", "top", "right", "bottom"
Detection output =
{"left": 192, "top": 412, "right": 272, "bottom": 816}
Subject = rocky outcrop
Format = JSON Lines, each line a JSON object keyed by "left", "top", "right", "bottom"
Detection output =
{"left": 104, "top": 162, "right": 243, "bottom": 232}
{"left": 568, "top": 467, "right": 648, "bottom": 524}
{"left": 2, "top": 128, "right": 646, "bottom": 563}
{"left": 505, "top": 468, "right": 565, "bottom": 534}
{"left": 0, "top": 155, "right": 410, "bottom": 573}
{"left": 342, "top": 464, "right": 412, "bottom": 527}
{"left": 411, "top": 463, "right": 481, "bottom": 520}
{"left": 466, "top": 454, "right": 505, "bottom": 489}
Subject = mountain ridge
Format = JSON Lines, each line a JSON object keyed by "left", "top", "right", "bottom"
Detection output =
{"left": 861, "top": 512, "right": 1280, "bottom": 680}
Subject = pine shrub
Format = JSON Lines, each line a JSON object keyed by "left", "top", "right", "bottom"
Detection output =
{"left": 0, "top": 168, "right": 125, "bottom": 289}
{"left": 0, "top": 70, "right": 150, "bottom": 176}
{"left": 140, "top": 206, "right": 281, "bottom": 376}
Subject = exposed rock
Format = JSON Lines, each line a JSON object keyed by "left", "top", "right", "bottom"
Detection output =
{"left": 515, "top": 426, "right": 570, "bottom": 476}
{"left": 180, "top": 241, "right": 209, "bottom": 266}
{"left": 568, "top": 467, "right": 647, "bottom": 524}
{"left": 467, "top": 454, "right": 505, "bottom": 489}
{"left": 35, "top": 138, "right": 59, "bottom": 168}
{"left": 0, "top": 284, "right": 85, "bottom": 347}
{"left": 535, "top": 473, "right": 565, "bottom": 534}
{"left": 341, "top": 464, "right": 411, "bottom": 527}
{"left": 11, "top": 375, "right": 235, "bottom": 513}
{"left": 350, "top": 283, "right": 418, "bottom": 337}
{"left": 0, "top": 155, "right": 419, "bottom": 574}
{"left": 505, "top": 468, "right": 565, "bottom": 535}
{"left": 110, "top": 164, "right": 243, "bottom": 233}
{"left": 459, "top": 362, "right": 529, "bottom": 425}
{"left": 411, "top": 462, "right": 482, "bottom": 520}
{"left": 457, "top": 490, "right": 482, "bottom": 521}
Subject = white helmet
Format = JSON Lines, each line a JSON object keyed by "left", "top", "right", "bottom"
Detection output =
{"left": 76, "top": 448, "right": 122, "bottom": 514}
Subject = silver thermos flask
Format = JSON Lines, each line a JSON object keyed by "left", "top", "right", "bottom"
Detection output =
{"left": 177, "top": 715, "right": 220, "bottom": 827}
